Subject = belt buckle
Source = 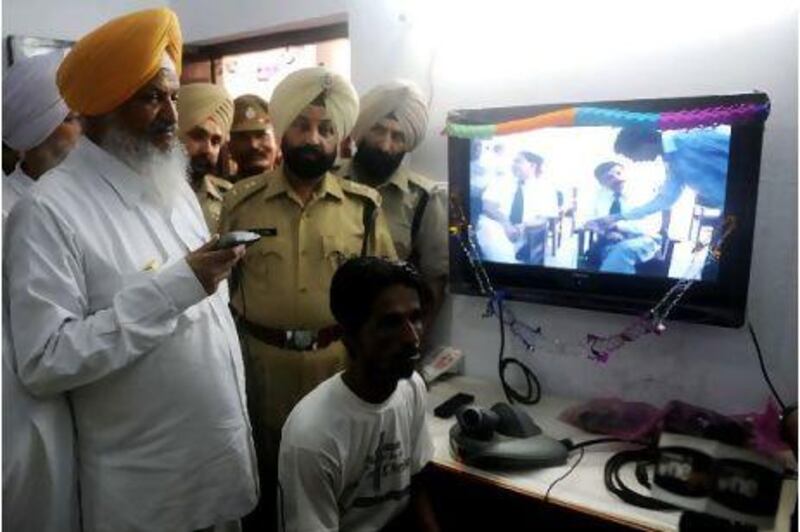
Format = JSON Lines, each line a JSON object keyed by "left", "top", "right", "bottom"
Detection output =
{"left": 287, "top": 329, "right": 315, "bottom": 351}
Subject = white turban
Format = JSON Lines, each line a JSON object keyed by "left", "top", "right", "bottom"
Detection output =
{"left": 3, "top": 52, "right": 70, "bottom": 152}
{"left": 177, "top": 83, "right": 234, "bottom": 137}
{"left": 351, "top": 80, "right": 429, "bottom": 152}
{"left": 270, "top": 67, "right": 359, "bottom": 141}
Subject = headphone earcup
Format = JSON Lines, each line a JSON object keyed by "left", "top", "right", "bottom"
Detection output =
{"left": 457, "top": 406, "right": 500, "bottom": 441}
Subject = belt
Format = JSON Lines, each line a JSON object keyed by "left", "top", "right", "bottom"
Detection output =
{"left": 235, "top": 313, "right": 342, "bottom": 352}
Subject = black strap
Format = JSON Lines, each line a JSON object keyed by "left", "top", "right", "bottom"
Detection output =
{"left": 410, "top": 187, "right": 430, "bottom": 243}
{"left": 361, "top": 199, "right": 377, "bottom": 257}
{"left": 407, "top": 188, "right": 430, "bottom": 267}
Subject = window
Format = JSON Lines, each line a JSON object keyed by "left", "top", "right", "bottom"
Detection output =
{"left": 181, "top": 22, "right": 350, "bottom": 99}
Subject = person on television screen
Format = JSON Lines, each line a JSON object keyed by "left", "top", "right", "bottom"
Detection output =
{"left": 597, "top": 126, "right": 730, "bottom": 278}
{"left": 278, "top": 257, "right": 439, "bottom": 532}
{"left": 582, "top": 161, "right": 661, "bottom": 274}
{"left": 607, "top": 126, "right": 729, "bottom": 219}
{"left": 476, "top": 150, "right": 559, "bottom": 264}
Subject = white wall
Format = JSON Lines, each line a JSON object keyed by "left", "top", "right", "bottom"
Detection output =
{"left": 4, "top": 0, "right": 796, "bottom": 413}
{"left": 356, "top": 0, "right": 798, "bottom": 414}
{"left": 1, "top": 0, "right": 169, "bottom": 67}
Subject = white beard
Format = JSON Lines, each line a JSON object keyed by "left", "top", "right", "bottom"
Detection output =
{"left": 99, "top": 126, "right": 189, "bottom": 209}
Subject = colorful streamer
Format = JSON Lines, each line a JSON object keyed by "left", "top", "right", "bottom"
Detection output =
{"left": 586, "top": 216, "right": 738, "bottom": 363}
{"left": 445, "top": 102, "right": 770, "bottom": 139}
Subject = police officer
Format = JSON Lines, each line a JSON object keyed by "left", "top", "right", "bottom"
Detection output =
{"left": 343, "top": 80, "right": 448, "bottom": 325}
{"left": 229, "top": 94, "right": 279, "bottom": 183}
{"left": 219, "top": 67, "right": 396, "bottom": 531}
{"left": 177, "top": 82, "right": 234, "bottom": 232}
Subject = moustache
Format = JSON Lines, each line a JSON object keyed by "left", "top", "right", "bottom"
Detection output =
{"left": 399, "top": 346, "right": 421, "bottom": 362}
{"left": 293, "top": 145, "right": 326, "bottom": 159}
{"left": 190, "top": 156, "right": 214, "bottom": 174}
{"left": 243, "top": 148, "right": 268, "bottom": 160}
{"left": 148, "top": 120, "right": 177, "bottom": 136}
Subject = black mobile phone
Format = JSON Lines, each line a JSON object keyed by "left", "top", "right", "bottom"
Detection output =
{"left": 214, "top": 231, "right": 262, "bottom": 250}
{"left": 434, "top": 392, "right": 475, "bottom": 419}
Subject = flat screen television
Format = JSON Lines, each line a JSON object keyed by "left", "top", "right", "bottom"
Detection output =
{"left": 448, "top": 92, "right": 769, "bottom": 327}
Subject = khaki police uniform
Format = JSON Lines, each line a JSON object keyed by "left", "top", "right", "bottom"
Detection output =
{"left": 218, "top": 166, "right": 396, "bottom": 504}
{"left": 342, "top": 161, "right": 449, "bottom": 281}
{"left": 196, "top": 174, "right": 233, "bottom": 233}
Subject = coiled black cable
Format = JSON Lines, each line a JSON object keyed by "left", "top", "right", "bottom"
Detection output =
{"left": 496, "top": 297, "right": 541, "bottom": 405}
{"left": 604, "top": 448, "right": 678, "bottom": 511}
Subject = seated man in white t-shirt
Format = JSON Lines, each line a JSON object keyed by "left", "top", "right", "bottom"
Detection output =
{"left": 278, "top": 257, "right": 440, "bottom": 532}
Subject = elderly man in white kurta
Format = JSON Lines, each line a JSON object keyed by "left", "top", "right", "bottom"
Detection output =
{"left": 4, "top": 8, "right": 258, "bottom": 532}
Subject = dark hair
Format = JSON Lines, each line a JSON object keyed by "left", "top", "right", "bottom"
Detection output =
{"left": 594, "top": 161, "right": 622, "bottom": 180}
{"left": 613, "top": 127, "right": 662, "bottom": 160}
{"left": 330, "top": 257, "right": 430, "bottom": 334}
{"left": 517, "top": 150, "right": 544, "bottom": 169}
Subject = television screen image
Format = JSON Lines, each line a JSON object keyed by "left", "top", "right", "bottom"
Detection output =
{"left": 469, "top": 124, "right": 731, "bottom": 281}
{"left": 449, "top": 92, "right": 768, "bottom": 327}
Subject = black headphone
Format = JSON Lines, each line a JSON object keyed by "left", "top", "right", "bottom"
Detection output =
{"left": 456, "top": 403, "right": 542, "bottom": 441}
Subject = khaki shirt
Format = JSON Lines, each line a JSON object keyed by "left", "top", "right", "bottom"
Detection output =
{"left": 343, "top": 162, "right": 449, "bottom": 280}
{"left": 219, "top": 167, "right": 397, "bottom": 330}
{"left": 196, "top": 175, "right": 233, "bottom": 233}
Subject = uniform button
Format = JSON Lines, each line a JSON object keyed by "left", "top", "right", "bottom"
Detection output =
{"left": 299, "top": 287, "right": 307, "bottom": 293}
{"left": 300, "top": 249, "right": 307, "bottom": 256}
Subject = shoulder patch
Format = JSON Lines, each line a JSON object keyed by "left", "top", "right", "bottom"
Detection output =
{"left": 339, "top": 177, "right": 381, "bottom": 206}
{"left": 208, "top": 175, "right": 234, "bottom": 191}
{"left": 406, "top": 170, "right": 438, "bottom": 193}
{"left": 429, "top": 181, "right": 448, "bottom": 197}
{"left": 222, "top": 173, "right": 269, "bottom": 212}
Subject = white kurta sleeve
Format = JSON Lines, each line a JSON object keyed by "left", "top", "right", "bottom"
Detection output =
{"left": 278, "top": 444, "right": 340, "bottom": 532}
{"left": 5, "top": 196, "right": 207, "bottom": 397}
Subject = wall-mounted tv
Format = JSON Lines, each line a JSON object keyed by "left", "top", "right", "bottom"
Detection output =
{"left": 448, "top": 92, "right": 769, "bottom": 327}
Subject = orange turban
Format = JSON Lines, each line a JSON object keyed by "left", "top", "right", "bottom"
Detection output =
{"left": 57, "top": 7, "right": 183, "bottom": 116}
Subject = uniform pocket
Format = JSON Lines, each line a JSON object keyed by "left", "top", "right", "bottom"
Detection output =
{"left": 249, "top": 237, "right": 289, "bottom": 283}
{"left": 322, "top": 234, "right": 351, "bottom": 272}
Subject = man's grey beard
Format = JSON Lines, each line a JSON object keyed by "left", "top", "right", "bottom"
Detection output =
{"left": 99, "top": 126, "right": 189, "bottom": 209}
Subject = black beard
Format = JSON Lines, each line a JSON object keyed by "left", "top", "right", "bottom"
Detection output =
{"left": 353, "top": 142, "right": 404, "bottom": 184}
{"left": 189, "top": 156, "right": 214, "bottom": 180}
{"left": 281, "top": 140, "right": 336, "bottom": 180}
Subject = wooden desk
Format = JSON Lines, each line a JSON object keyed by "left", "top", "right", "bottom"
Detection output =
{"left": 425, "top": 375, "right": 796, "bottom": 532}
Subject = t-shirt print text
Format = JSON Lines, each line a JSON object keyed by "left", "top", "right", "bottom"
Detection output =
{"left": 352, "top": 431, "right": 412, "bottom": 508}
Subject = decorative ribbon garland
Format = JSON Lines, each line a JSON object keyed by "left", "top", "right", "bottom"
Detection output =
{"left": 446, "top": 99, "right": 766, "bottom": 361}
{"left": 449, "top": 194, "right": 543, "bottom": 351}
{"left": 445, "top": 102, "right": 770, "bottom": 139}
{"left": 450, "top": 189, "right": 738, "bottom": 363}
{"left": 586, "top": 216, "right": 737, "bottom": 363}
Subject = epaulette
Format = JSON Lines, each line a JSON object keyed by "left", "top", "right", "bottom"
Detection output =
{"left": 405, "top": 169, "right": 436, "bottom": 192}
{"left": 339, "top": 176, "right": 382, "bottom": 207}
{"left": 208, "top": 175, "right": 234, "bottom": 192}
{"left": 222, "top": 172, "right": 269, "bottom": 213}
{"left": 407, "top": 170, "right": 448, "bottom": 198}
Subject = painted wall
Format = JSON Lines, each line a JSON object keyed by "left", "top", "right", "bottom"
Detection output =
{"left": 1, "top": 0, "right": 168, "bottom": 67}
{"left": 355, "top": 0, "right": 799, "bottom": 414}
{"left": 4, "top": 0, "right": 796, "bottom": 413}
